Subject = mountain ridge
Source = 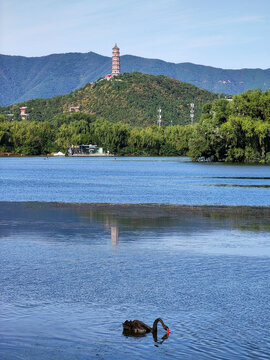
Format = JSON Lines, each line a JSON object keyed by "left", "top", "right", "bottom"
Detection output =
{"left": 1, "top": 51, "right": 269, "bottom": 106}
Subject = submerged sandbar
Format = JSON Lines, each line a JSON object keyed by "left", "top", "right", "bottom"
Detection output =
{"left": 2, "top": 201, "right": 270, "bottom": 218}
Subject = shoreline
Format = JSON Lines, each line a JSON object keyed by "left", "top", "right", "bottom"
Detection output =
{"left": 1, "top": 201, "right": 270, "bottom": 217}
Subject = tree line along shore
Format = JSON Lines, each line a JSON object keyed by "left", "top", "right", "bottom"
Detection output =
{"left": 0, "top": 88, "right": 269, "bottom": 163}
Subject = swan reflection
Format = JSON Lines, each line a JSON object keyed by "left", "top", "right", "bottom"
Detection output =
{"left": 122, "top": 330, "right": 169, "bottom": 345}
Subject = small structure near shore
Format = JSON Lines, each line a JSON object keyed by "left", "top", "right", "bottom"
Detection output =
{"left": 53, "top": 151, "right": 65, "bottom": 156}
{"left": 68, "top": 144, "right": 104, "bottom": 156}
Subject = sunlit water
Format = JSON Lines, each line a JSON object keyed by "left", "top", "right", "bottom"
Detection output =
{"left": 0, "top": 156, "right": 270, "bottom": 205}
{"left": 1, "top": 203, "right": 270, "bottom": 360}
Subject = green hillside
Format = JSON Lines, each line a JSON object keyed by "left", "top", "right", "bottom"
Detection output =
{"left": 1, "top": 86, "right": 269, "bottom": 162}
{"left": 0, "top": 73, "right": 218, "bottom": 126}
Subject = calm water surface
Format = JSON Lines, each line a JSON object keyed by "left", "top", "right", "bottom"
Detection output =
{"left": 0, "top": 156, "right": 270, "bottom": 205}
{"left": 1, "top": 203, "right": 270, "bottom": 360}
{"left": 1, "top": 157, "right": 270, "bottom": 359}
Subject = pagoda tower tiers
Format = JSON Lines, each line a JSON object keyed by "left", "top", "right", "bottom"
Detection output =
{"left": 112, "top": 43, "right": 120, "bottom": 76}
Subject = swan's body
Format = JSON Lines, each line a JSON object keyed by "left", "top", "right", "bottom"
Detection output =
{"left": 122, "top": 318, "right": 169, "bottom": 336}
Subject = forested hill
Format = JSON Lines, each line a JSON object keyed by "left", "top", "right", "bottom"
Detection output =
{"left": 0, "top": 73, "right": 218, "bottom": 126}
{"left": 1, "top": 51, "right": 270, "bottom": 106}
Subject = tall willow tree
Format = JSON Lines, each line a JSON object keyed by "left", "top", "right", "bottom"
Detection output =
{"left": 189, "top": 90, "right": 270, "bottom": 163}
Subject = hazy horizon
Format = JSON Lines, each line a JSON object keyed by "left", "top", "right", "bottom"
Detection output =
{"left": 1, "top": 50, "right": 269, "bottom": 71}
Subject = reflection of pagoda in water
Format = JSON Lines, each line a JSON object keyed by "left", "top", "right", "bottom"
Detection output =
{"left": 111, "top": 226, "right": 119, "bottom": 246}
{"left": 87, "top": 210, "right": 119, "bottom": 246}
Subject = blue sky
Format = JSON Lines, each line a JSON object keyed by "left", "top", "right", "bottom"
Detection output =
{"left": 1, "top": 0, "right": 269, "bottom": 69}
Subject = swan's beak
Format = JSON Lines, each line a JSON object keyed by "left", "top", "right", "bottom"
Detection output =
{"left": 166, "top": 328, "right": 170, "bottom": 336}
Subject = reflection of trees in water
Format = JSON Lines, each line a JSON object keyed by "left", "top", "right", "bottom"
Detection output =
{"left": 81, "top": 207, "right": 229, "bottom": 237}
{"left": 83, "top": 207, "right": 191, "bottom": 231}
{"left": 77, "top": 205, "right": 270, "bottom": 245}
{"left": 2, "top": 203, "right": 270, "bottom": 246}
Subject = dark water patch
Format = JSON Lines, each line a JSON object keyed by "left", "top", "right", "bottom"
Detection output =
{"left": 234, "top": 223, "right": 270, "bottom": 232}
{"left": 211, "top": 184, "right": 270, "bottom": 188}
{"left": 2, "top": 200, "right": 270, "bottom": 215}
{"left": 205, "top": 176, "right": 270, "bottom": 180}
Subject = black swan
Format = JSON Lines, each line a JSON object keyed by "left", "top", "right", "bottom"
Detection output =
{"left": 122, "top": 318, "right": 169, "bottom": 336}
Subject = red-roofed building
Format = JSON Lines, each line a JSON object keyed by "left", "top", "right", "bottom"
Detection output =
{"left": 20, "top": 107, "right": 28, "bottom": 119}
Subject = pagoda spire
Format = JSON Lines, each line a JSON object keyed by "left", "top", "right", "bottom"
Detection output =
{"left": 112, "top": 43, "right": 120, "bottom": 76}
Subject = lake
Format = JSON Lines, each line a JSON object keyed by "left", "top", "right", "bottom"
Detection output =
{"left": 0, "top": 157, "right": 270, "bottom": 359}
{"left": 0, "top": 156, "right": 270, "bottom": 205}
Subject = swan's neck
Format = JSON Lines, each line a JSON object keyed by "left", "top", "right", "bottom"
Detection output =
{"left": 152, "top": 318, "right": 166, "bottom": 332}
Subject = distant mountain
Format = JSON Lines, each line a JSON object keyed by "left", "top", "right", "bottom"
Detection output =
{"left": 1, "top": 73, "right": 218, "bottom": 127}
{"left": 0, "top": 52, "right": 269, "bottom": 106}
